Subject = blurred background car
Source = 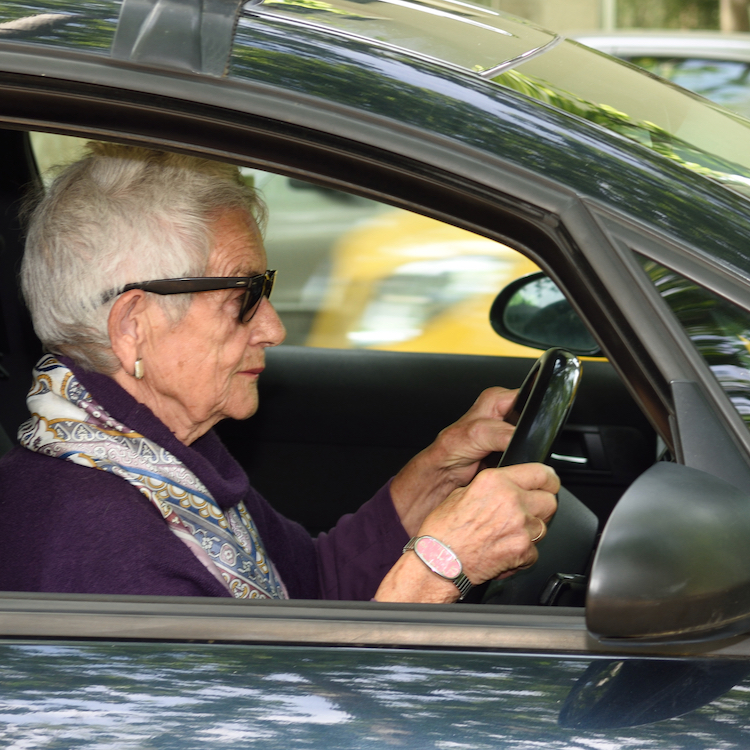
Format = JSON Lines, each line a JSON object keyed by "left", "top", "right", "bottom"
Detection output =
{"left": 305, "top": 211, "right": 543, "bottom": 356}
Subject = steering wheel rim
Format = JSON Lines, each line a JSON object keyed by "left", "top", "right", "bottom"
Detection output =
{"left": 498, "top": 348, "right": 582, "bottom": 468}
{"left": 474, "top": 347, "right": 596, "bottom": 606}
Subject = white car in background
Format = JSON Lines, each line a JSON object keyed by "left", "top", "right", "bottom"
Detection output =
{"left": 573, "top": 30, "right": 750, "bottom": 117}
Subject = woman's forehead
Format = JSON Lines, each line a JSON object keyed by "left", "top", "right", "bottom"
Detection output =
{"left": 207, "top": 210, "right": 267, "bottom": 276}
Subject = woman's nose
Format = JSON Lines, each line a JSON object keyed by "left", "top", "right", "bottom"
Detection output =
{"left": 251, "top": 297, "right": 286, "bottom": 346}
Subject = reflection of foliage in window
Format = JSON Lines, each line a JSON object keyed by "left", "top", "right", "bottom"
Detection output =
{"left": 492, "top": 69, "right": 750, "bottom": 198}
{"left": 630, "top": 58, "right": 750, "bottom": 120}
{"left": 639, "top": 257, "right": 750, "bottom": 429}
{"left": 0, "top": 2, "right": 117, "bottom": 51}
{"left": 262, "top": 0, "right": 361, "bottom": 17}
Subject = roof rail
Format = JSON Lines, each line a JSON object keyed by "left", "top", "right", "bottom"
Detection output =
{"left": 112, "top": 0, "right": 244, "bottom": 76}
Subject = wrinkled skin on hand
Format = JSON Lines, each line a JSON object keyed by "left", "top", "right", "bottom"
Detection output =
{"left": 376, "top": 387, "right": 560, "bottom": 603}
{"left": 417, "top": 463, "right": 559, "bottom": 583}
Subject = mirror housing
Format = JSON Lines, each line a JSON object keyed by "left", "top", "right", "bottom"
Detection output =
{"left": 490, "top": 273, "right": 601, "bottom": 356}
{"left": 587, "top": 462, "right": 750, "bottom": 642}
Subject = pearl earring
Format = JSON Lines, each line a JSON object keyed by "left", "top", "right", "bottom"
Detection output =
{"left": 134, "top": 358, "right": 144, "bottom": 380}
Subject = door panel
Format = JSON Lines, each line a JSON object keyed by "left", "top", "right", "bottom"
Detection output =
{"left": 2, "top": 640, "right": 748, "bottom": 748}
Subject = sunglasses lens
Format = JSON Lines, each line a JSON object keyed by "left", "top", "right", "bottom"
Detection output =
{"left": 240, "top": 271, "right": 275, "bottom": 323}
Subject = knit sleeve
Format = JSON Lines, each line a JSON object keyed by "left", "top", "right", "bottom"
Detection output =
{"left": 244, "top": 480, "right": 408, "bottom": 601}
{"left": 0, "top": 448, "right": 233, "bottom": 598}
{"left": 314, "top": 480, "right": 410, "bottom": 601}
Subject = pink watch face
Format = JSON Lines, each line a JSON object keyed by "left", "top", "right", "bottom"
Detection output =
{"left": 414, "top": 536, "right": 461, "bottom": 579}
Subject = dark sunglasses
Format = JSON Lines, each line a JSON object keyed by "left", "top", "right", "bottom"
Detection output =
{"left": 103, "top": 270, "right": 276, "bottom": 323}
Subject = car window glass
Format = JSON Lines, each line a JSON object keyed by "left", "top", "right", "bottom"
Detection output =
{"left": 628, "top": 57, "right": 750, "bottom": 120}
{"left": 639, "top": 257, "right": 750, "bottom": 432}
{"left": 29, "top": 133, "right": 543, "bottom": 358}
{"left": 29, "top": 132, "right": 89, "bottom": 185}
{"left": 297, "top": 202, "right": 542, "bottom": 356}
{"left": 493, "top": 40, "right": 750, "bottom": 199}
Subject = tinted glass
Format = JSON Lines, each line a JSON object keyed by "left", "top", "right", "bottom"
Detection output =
{"left": 629, "top": 57, "right": 750, "bottom": 119}
{"left": 305, "top": 207, "right": 540, "bottom": 355}
{"left": 494, "top": 40, "right": 750, "bottom": 199}
{"left": 29, "top": 131, "right": 88, "bottom": 184}
{"left": 639, "top": 257, "right": 750, "bottom": 432}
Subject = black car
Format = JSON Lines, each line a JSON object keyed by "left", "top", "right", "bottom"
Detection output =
{"left": 2, "top": 1, "right": 750, "bottom": 747}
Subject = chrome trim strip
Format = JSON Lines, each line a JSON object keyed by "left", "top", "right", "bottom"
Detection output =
{"left": 0, "top": 595, "right": 591, "bottom": 651}
{"left": 480, "top": 34, "right": 563, "bottom": 78}
{"left": 551, "top": 452, "right": 588, "bottom": 464}
{"left": 3, "top": 595, "right": 750, "bottom": 656}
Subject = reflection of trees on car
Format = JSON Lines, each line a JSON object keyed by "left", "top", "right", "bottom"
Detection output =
{"left": 640, "top": 258, "right": 750, "bottom": 427}
{"left": 0, "top": 4, "right": 117, "bottom": 48}
{"left": 493, "top": 68, "right": 750, "bottom": 198}
{"left": 6, "top": 642, "right": 750, "bottom": 746}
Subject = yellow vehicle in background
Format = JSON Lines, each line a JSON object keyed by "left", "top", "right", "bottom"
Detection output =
{"left": 307, "top": 209, "right": 543, "bottom": 357}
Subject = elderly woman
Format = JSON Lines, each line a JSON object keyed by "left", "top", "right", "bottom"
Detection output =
{"left": 0, "top": 144, "right": 558, "bottom": 603}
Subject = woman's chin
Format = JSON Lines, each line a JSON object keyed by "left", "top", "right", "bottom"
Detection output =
{"left": 225, "top": 385, "right": 260, "bottom": 422}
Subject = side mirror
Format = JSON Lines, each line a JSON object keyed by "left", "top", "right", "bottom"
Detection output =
{"left": 490, "top": 273, "right": 601, "bottom": 356}
{"left": 587, "top": 462, "right": 750, "bottom": 643}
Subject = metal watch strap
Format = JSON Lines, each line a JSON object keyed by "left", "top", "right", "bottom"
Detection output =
{"left": 450, "top": 570, "right": 473, "bottom": 600}
{"left": 403, "top": 536, "right": 473, "bottom": 600}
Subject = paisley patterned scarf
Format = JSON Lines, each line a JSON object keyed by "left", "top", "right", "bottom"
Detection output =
{"left": 18, "top": 354, "right": 287, "bottom": 600}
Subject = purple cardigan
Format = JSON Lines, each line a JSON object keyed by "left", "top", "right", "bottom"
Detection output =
{"left": 0, "top": 364, "right": 409, "bottom": 600}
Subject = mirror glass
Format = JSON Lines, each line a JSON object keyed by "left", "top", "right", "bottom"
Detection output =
{"left": 490, "top": 273, "right": 600, "bottom": 356}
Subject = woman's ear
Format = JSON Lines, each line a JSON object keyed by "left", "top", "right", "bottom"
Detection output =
{"left": 108, "top": 290, "right": 149, "bottom": 375}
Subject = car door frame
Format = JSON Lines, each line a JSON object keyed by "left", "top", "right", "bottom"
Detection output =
{"left": 2, "top": 38, "right": 750, "bottom": 655}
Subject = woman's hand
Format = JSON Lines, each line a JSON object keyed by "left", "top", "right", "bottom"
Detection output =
{"left": 375, "top": 462, "right": 559, "bottom": 603}
{"left": 391, "top": 387, "right": 519, "bottom": 536}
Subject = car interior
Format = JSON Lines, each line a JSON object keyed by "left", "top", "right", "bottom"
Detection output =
{"left": 0, "top": 126, "right": 659, "bottom": 608}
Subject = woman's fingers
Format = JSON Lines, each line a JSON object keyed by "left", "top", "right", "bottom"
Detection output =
{"left": 500, "top": 462, "right": 561, "bottom": 492}
{"left": 436, "top": 388, "right": 520, "bottom": 457}
{"left": 418, "top": 462, "right": 559, "bottom": 585}
{"left": 469, "top": 386, "right": 520, "bottom": 420}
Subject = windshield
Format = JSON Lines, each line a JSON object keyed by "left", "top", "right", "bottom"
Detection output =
{"left": 491, "top": 40, "right": 750, "bottom": 198}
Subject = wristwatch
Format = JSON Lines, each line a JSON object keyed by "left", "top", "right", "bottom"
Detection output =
{"left": 403, "top": 535, "right": 473, "bottom": 600}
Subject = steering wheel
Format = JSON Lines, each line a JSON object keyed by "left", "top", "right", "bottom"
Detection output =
{"left": 498, "top": 347, "right": 582, "bottom": 468}
{"left": 475, "top": 348, "right": 599, "bottom": 606}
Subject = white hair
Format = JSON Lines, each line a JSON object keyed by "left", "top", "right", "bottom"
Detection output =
{"left": 21, "top": 143, "right": 265, "bottom": 373}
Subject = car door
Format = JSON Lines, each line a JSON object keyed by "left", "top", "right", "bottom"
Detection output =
{"left": 5, "top": 4, "right": 750, "bottom": 748}
{"left": 3, "top": 594, "right": 750, "bottom": 748}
